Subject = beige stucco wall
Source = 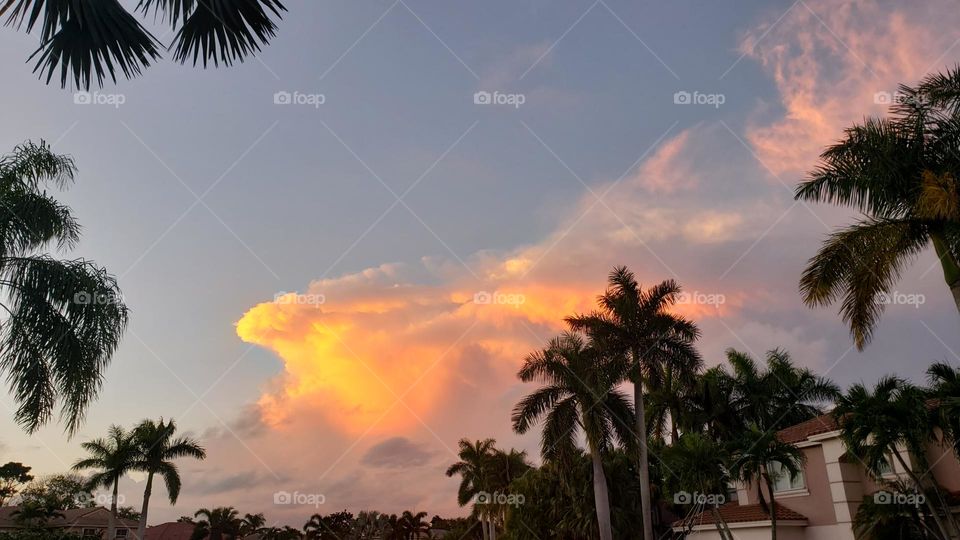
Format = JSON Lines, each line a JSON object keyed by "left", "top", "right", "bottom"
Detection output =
{"left": 739, "top": 445, "right": 837, "bottom": 526}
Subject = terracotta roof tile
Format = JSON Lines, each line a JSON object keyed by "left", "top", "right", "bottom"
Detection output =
{"left": 776, "top": 413, "right": 838, "bottom": 444}
{"left": 145, "top": 522, "right": 202, "bottom": 540}
{"left": 673, "top": 502, "right": 807, "bottom": 528}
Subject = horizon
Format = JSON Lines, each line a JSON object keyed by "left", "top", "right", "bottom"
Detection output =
{"left": 2, "top": 0, "right": 960, "bottom": 531}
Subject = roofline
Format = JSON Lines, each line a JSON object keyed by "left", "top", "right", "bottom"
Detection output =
{"left": 673, "top": 519, "right": 809, "bottom": 532}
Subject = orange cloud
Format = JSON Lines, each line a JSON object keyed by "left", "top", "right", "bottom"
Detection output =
{"left": 742, "top": 0, "right": 960, "bottom": 176}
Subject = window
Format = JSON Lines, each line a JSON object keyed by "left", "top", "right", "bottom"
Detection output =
{"left": 116, "top": 530, "right": 128, "bottom": 538}
{"left": 81, "top": 529, "right": 98, "bottom": 539}
{"left": 768, "top": 461, "right": 805, "bottom": 492}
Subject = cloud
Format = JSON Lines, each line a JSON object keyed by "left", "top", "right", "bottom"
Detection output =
{"left": 742, "top": 0, "right": 960, "bottom": 176}
{"left": 360, "top": 437, "right": 435, "bottom": 469}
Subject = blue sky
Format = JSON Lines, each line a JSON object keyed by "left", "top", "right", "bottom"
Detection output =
{"left": 1, "top": 0, "right": 959, "bottom": 525}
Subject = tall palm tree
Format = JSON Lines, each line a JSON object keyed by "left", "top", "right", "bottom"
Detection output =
{"left": 445, "top": 438, "right": 496, "bottom": 540}
{"left": 795, "top": 68, "right": 960, "bottom": 349}
{"left": 0, "top": 141, "right": 129, "bottom": 434}
{"left": 567, "top": 266, "right": 700, "bottom": 540}
{"left": 512, "top": 332, "right": 635, "bottom": 540}
{"left": 192, "top": 507, "right": 241, "bottom": 540}
{"left": 664, "top": 433, "right": 734, "bottom": 540}
{"left": 835, "top": 377, "right": 958, "bottom": 539}
{"left": 71, "top": 426, "right": 137, "bottom": 540}
{"left": 725, "top": 349, "right": 840, "bottom": 432}
{"left": 399, "top": 511, "right": 429, "bottom": 540}
{"left": 132, "top": 418, "right": 206, "bottom": 540}
{"left": 0, "top": 0, "right": 287, "bottom": 89}
{"left": 682, "top": 366, "right": 740, "bottom": 442}
{"left": 729, "top": 424, "right": 805, "bottom": 540}
{"left": 927, "top": 362, "right": 960, "bottom": 458}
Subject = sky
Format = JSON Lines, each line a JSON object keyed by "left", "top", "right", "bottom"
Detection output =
{"left": 2, "top": 0, "right": 960, "bottom": 527}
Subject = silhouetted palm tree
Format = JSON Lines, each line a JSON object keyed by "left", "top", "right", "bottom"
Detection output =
{"left": 724, "top": 349, "right": 839, "bottom": 432}
{"left": 445, "top": 438, "right": 496, "bottom": 539}
{"left": 729, "top": 424, "right": 805, "bottom": 540}
{"left": 0, "top": 0, "right": 287, "bottom": 88}
{"left": 72, "top": 425, "right": 137, "bottom": 540}
{"left": 927, "top": 362, "right": 960, "bottom": 458}
{"left": 836, "top": 377, "right": 958, "bottom": 539}
{"left": 192, "top": 507, "right": 240, "bottom": 540}
{"left": 567, "top": 266, "right": 700, "bottom": 540}
{"left": 664, "top": 433, "right": 734, "bottom": 540}
{"left": 0, "top": 141, "right": 129, "bottom": 434}
{"left": 796, "top": 68, "right": 960, "bottom": 348}
{"left": 399, "top": 511, "right": 429, "bottom": 539}
{"left": 132, "top": 418, "right": 206, "bottom": 540}
{"left": 512, "top": 332, "right": 634, "bottom": 540}
{"left": 240, "top": 513, "right": 266, "bottom": 536}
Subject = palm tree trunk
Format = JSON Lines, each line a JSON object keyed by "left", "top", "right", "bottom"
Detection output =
{"left": 891, "top": 450, "right": 953, "bottom": 540}
{"left": 709, "top": 506, "right": 733, "bottom": 540}
{"left": 590, "top": 446, "right": 614, "bottom": 540}
{"left": 766, "top": 478, "right": 777, "bottom": 540}
{"left": 479, "top": 515, "right": 488, "bottom": 540}
{"left": 932, "top": 232, "right": 960, "bottom": 315}
{"left": 489, "top": 514, "right": 496, "bottom": 540}
{"left": 634, "top": 350, "right": 655, "bottom": 540}
{"left": 108, "top": 480, "right": 119, "bottom": 540}
{"left": 137, "top": 472, "right": 154, "bottom": 540}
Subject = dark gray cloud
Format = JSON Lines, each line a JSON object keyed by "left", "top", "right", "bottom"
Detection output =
{"left": 360, "top": 437, "right": 435, "bottom": 469}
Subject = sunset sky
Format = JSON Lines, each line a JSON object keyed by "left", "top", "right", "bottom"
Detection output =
{"left": 2, "top": 0, "right": 960, "bottom": 526}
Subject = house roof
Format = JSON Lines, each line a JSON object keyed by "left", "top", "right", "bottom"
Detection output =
{"left": 776, "top": 413, "right": 839, "bottom": 444}
{"left": 673, "top": 502, "right": 808, "bottom": 528}
{"left": 145, "top": 522, "right": 200, "bottom": 540}
{"left": 0, "top": 506, "right": 138, "bottom": 530}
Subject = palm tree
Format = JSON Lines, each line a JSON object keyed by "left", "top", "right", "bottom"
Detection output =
{"left": 399, "top": 511, "right": 429, "bottom": 540}
{"left": 927, "top": 362, "right": 960, "bottom": 458}
{"left": 0, "top": 141, "right": 129, "bottom": 434}
{"left": 725, "top": 349, "right": 840, "bottom": 432}
{"left": 729, "top": 424, "right": 805, "bottom": 540}
{"left": 835, "top": 377, "right": 958, "bottom": 539}
{"left": 0, "top": 0, "right": 287, "bottom": 89}
{"left": 512, "top": 332, "right": 635, "bottom": 540}
{"left": 240, "top": 513, "right": 266, "bottom": 536}
{"left": 132, "top": 418, "right": 206, "bottom": 540}
{"left": 567, "top": 266, "right": 700, "bottom": 540}
{"left": 664, "top": 433, "right": 734, "bottom": 540}
{"left": 445, "top": 438, "right": 496, "bottom": 540}
{"left": 682, "top": 366, "right": 741, "bottom": 441}
{"left": 795, "top": 68, "right": 960, "bottom": 348}
{"left": 72, "top": 425, "right": 137, "bottom": 540}
{"left": 192, "top": 507, "right": 241, "bottom": 540}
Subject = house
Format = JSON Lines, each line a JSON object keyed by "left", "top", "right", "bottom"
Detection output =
{"left": 0, "top": 506, "right": 138, "bottom": 538}
{"left": 673, "top": 414, "right": 960, "bottom": 539}
{"left": 144, "top": 521, "right": 200, "bottom": 540}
